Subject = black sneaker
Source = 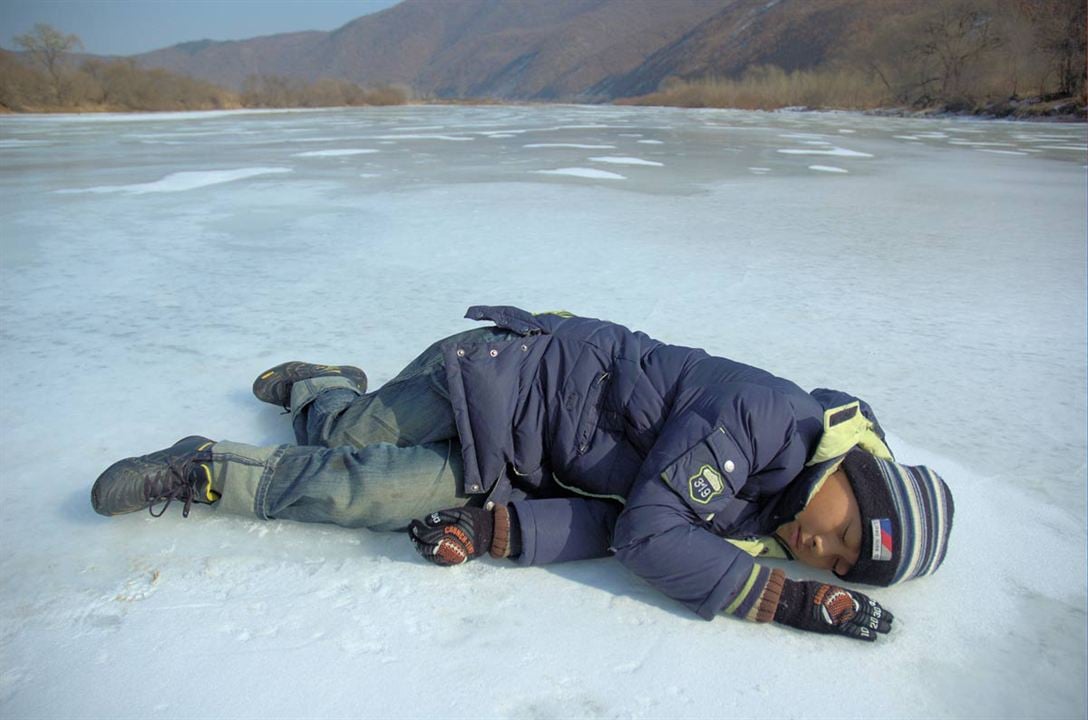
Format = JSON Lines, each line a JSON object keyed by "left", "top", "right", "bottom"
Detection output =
{"left": 91, "top": 436, "right": 217, "bottom": 518}
{"left": 252, "top": 361, "right": 368, "bottom": 410}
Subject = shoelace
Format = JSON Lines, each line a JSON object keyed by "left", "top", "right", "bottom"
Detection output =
{"left": 145, "top": 459, "right": 199, "bottom": 518}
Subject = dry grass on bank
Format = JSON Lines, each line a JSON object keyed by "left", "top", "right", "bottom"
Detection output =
{"left": 0, "top": 49, "right": 411, "bottom": 113}
{"left": 618, "top": 66, "right": 1086, "bottom": 120}
{"left": 618, "top": 66, "right": 887, "bottom": 111}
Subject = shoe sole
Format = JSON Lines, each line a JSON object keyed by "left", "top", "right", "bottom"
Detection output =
{"left": 252, "top": 361, "right": 367, "bottom": 407}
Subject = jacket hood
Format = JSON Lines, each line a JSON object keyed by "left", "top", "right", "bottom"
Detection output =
{"left": 765, "top": 388, "right": 894, "bottom": 530}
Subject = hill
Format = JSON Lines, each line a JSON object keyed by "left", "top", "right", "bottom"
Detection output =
{"left": 135, "top": 0, "right": 732, "bottom": 100}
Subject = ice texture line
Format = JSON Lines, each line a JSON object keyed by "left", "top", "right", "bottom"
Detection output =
{"left": 56, "top": 167, "right": 293, "bottom": 194}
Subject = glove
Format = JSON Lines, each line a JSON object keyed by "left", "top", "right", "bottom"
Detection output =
{"left": 409, "top": 506, "right": 494, "bottom": 566}
{"left": 773, "top": 579, "right": 894, "bottom": 642}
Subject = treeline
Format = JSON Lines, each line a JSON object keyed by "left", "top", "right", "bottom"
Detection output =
{"left": 239, "top": 75, "right": 408, "bottom": 109}
{"left": 622, "top": 0, "right": 1086, "bottom": 117}
{"left": 0, "top": 24, "right": 408, "bottom": 113}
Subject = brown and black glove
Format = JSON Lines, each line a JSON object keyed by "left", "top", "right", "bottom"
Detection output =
{"left": 409, "top": 507, "right": 493, "bottom": 565}
{"left": 773, "top": 579, "right": 894, "bottom": 642}
{"left": 409, "top": 504, "right": 522, "bottom": 566}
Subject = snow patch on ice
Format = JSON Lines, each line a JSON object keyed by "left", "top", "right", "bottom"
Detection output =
{"left": 779, "top": 132, "right": 828, "bottom": 141}
{"left": 588, "top": 156, "right": 664, "bottom": 167}
{"left": 777, "top": 147, "right": 874, "bottom": 158}
{"left": 808, "top": 165, "right": 849, "bottom": 173}
{"left": 947, "top": 140, "right": 1019, "bottom": 147}
{"left": 56, "top": 167, "right": 292, "bottom": 194}
{"left": 292, "top": 149, "right": 379, "bottom": 157}
{"left": 533, "top": 167, "right": 627, "bottom": 180}
{"left": 372, "top": 134, "right": 473, "bottom": 142}
{"left": 0, "top": 139, "right": 50, "bottom": 148}
{"left": 637, "top": 139, "right": 664, "bottom": 145}
{"left": 291, "top": 136, "right": 357, "bottom": 143}
{"left": 524, "top": 143, "right": 617, "bottom": 149}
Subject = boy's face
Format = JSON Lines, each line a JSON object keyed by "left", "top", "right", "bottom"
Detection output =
{"left": 775, "top": 468, "right": 862, "bottom": 575}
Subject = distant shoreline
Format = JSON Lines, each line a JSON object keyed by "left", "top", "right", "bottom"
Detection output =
{"left": 616, "top": 96, "right": 1087, "bottom": 124}
{"left": 2, "top": 99, "right": 1084, "bottom": 123}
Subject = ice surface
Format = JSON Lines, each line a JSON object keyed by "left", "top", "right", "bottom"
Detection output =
{"left": 1, "top": 105, "right": 1085, "bottom": 720}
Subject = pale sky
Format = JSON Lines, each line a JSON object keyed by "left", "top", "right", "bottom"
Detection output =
{"left": 1, "top": 0, "right": 403, "bottom": 56}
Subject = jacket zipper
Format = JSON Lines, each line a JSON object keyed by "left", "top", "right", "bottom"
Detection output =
{"left": 577, "top": 371, "right": 610, "bottom": 454}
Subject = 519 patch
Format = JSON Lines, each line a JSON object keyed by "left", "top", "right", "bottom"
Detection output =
{"left": 689, "top": 464, "right": 725, "bottom": 505}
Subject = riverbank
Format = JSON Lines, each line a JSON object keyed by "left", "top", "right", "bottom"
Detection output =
{"left": 612, "top": 65, "right": 1086, "bottom": 123}
{"left": 617, "top": 95, "right": 1086, "bottom": 124}
{"left": 4, "top": 98, "right": 1085, "bottom": 123}
{"left": 861, "top": 96, "right": 1084, "bottom": 123}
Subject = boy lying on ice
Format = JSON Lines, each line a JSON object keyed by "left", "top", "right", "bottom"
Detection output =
{"left": 92, "top": 306, "right": 954, "bottom": 642}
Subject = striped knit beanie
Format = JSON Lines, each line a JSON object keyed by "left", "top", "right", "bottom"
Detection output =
{"left": 839, "top": 449, "right": 955, "bottom": 587}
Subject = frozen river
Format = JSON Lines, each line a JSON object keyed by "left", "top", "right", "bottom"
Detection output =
{"left": 1, "top": 105, "right": 1085, "bottom": 719}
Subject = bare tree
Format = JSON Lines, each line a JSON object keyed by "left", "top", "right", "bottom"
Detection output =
{"left": 844, "top": 11, "right": 946, "bottom": 106}
{"left": 916, "top": 1, "right": 1005, "bottom": 103}
{"left": 14, "top": 23, "right": 83, "bottom": 104}
{"left": 1018, "top": 0, "right": 1087, "bottom": 97}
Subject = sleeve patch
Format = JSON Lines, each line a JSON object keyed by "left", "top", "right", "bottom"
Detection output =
{"left": 689, "top": 465, "right": 725, "bottom": 505}
{"left": 659, "top": 427, "right": 748, "bottom": 514}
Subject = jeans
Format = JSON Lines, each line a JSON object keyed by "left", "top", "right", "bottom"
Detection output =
{"left": 210, "top": 328, "right": 514, "bottom": 531}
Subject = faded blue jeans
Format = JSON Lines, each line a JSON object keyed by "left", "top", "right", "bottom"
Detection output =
{"left": 210, "top": 328, "right": 514, "bottom": 531}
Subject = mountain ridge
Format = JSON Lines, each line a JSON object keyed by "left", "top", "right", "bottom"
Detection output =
{"left": 129, "top": 0, "right": 820, "bottom": 100}
{"left": 14, "top": 0, "right": 1079, "bottom": 111}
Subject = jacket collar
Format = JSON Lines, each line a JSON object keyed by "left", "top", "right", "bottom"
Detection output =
{"left": 764, "top": 393, "right": 894, "bottom": 530}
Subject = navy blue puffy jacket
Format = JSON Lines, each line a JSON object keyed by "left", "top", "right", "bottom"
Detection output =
{"left": 443, "top": 306, "right": 867, "bottom": 620}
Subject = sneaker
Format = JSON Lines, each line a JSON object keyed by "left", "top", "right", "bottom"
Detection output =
{"left": 91, "top": 436, "right": 216, "bottom": 518}
{"left": 252, "top": 361, "right": 368, "bottom": 410}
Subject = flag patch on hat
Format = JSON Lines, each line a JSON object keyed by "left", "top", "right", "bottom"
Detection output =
{"left": 871, "top": 518, "right": 893, "bottom": 561}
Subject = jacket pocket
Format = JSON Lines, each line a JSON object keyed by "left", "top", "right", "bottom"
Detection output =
{"left": 575, "top": 370, "right": 611, "bottom": 455}
{"left": 662, "top": 427, "right": 749, "bottom": 514}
